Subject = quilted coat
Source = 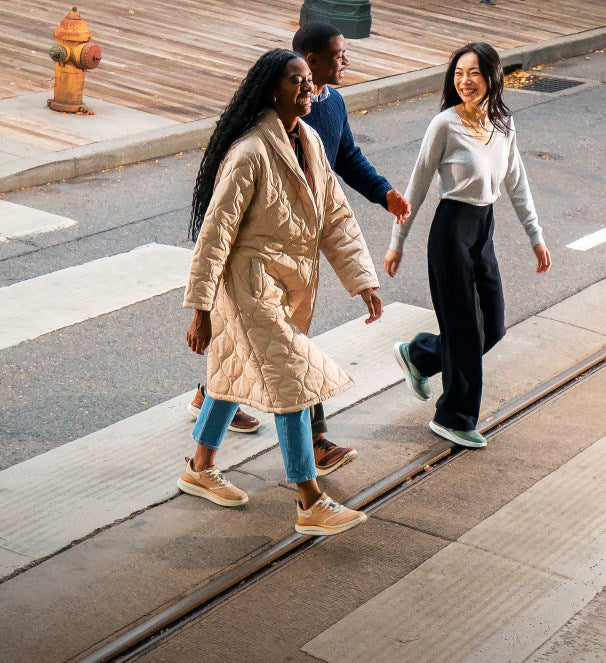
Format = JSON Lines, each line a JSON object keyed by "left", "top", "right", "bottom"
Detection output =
{"left": 184, "top": 108, "right": 379, "bottom": 414}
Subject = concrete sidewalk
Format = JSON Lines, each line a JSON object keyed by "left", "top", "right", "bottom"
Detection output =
{"left": 0, "top": 279, "right": 604, "bottom": 663}
{"left": 1, "top": 2, "right": 605, "bottom": 193}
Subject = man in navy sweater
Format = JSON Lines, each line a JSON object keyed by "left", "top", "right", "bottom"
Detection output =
{"left": 291, "top": 21, "right": 411, "bottom": 474}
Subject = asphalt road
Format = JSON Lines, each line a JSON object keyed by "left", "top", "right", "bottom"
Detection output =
{"left": 1, "top": 52, "right": 604, "bottom": 469}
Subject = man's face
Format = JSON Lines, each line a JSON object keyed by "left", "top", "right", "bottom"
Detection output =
{"left": 309, "top": 34, "right": 349, "bottom": 87}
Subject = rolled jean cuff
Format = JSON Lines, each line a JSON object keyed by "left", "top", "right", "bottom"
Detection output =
{"left": 192, "top": 395, "right": 239, "bottom": 450}
{"left": 285, "top": 470, "right": 317, "bottom": 484}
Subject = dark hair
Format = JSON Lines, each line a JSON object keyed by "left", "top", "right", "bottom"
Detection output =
{"left": 292, "top": 21, "right": 341, "bottom": 56}
{"left": 189, "top": 48, "right": 300, "bottom": 241}
{"left": 441, "top": 42, "right": 511, "bottom": 135}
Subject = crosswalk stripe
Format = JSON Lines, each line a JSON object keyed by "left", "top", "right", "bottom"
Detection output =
{"left": 0, "top": 302, "right": 438, "bottom": 576}
{"left": 0, "top": 200, "right": 77, "bottom": 242}
{"left": 566, "top": 228, "right": 606, "bottom": 251}
{"left": 0, "top": 243, "right": 193, "bottom": 350}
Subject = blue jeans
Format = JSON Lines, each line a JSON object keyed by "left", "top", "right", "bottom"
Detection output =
{"left": 192, "top": 394, "right": 317, "bottom": 484}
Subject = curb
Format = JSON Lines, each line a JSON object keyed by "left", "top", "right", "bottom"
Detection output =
{"left": 1, "top": 27, "right": 605, "bottom": 194}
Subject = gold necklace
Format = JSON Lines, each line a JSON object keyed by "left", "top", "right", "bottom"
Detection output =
{"left": 462, "top": 107, "right": 491, "bottom": 137}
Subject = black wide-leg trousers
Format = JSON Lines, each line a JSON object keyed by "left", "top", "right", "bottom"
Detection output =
{"left": 408, "top": 199, "right": 506, "bottom": 431}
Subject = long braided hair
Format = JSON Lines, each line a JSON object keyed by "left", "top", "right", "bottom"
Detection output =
{"left": 441, "top": 42, "right": 512, "bottom": 135}
{"left": 188, "top": 48, "right": 300, "bottom": 242}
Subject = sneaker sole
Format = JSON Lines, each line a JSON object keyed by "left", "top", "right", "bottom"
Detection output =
{"left": 227, "top": 422, "right": 260, "bottom": 433}
{"left": 187, "top": 403, "right": 201, "bottom": 420}
{"left": 393, "top": 343, "right": 431, "bottom": 401}
{"left": 177, "top": 478, "right": 249, "bottom": 506}
{"left": 315, "top": 449, "right": 358, "bottom": 476}
{"left": 187, "top": 403, "right": 260, "bottom": 433}
{"left": 295, "top": 512, "right": 367, "bottom": 536}
{"left": 428, "top": 420, "right": 487, "bottom": 448}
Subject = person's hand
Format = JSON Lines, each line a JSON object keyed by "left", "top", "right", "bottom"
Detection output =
{"left": 359, "top": 288, "right": 382, "bottom": 324}
{"left": 533, "top": 243, "right": 552, "bottom": 274}
{"left": 187, "top": 309, "right": 212, "bottom": 355}
{"left": 384, "top": 249, "right": 402, "bottom": 277}
{"left": 385, "top": 189, "right": 411, "bottom": 224}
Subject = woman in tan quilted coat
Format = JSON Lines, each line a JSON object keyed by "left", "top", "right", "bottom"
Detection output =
{"left": 177, "top": 49, "right": 381, "bottom": 536}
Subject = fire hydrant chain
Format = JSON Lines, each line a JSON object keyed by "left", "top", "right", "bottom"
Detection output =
{"left": 47, "top": 7, "right": 102, "bottom": 115}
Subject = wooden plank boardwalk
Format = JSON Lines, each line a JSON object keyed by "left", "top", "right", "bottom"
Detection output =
{"left": 1, "top": 0, "right": 605, "bottom": 122}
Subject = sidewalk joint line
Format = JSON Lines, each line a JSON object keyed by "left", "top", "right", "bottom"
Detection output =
{"left": 370, "top": 515, "right": 456, "bottom": 543}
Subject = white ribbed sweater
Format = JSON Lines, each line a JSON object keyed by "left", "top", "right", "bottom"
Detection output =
{"left": 390, "top": 107, "right": 544, "bottom": 253}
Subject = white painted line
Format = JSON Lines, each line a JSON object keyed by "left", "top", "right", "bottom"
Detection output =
{"left": 566, "top": 227, "right": 606, "bottom": 251}
{"left": 303, "top": 436, "right": 606, "bottom": 663}
{"left": 0, "top": 303, "right": 437, "bottom": 576}
{"left": 0, "top": 200, "right": 77, "bottom": 242}
{"left": 0, "top": 243, "right": 193, "bottom": 350}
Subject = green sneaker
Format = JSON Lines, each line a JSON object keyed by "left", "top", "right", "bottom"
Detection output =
{"left": 429, "top": 420, "right": 487, "bottom": 448}
{"left": 394, "top": 342, "right": 432, "bottom": 401}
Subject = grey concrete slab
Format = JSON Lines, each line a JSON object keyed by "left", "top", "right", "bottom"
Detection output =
{"left": 538, "top": 279, "right": 606, "bottom": 336}
{"left": 0, "top": 93, "right": 179, "bottom": 144}
{"left": 480, "top": 315, "right": 606, "bottom": 416}
{"left": 135, "top": 519, "right": 449, "bottom": 663}
{"left": 377, "top": 367, "right": 606, "bottom": 541}
{"left": 0, "top": 547, "right": 33, "bottom": 577}
{"left": 303, "top": 373, "right": 606, "bottom": 663}
{"left": 526, "top": 589, "right": 606, "bottom": 663}
{"left": 303, "top": 542, "right": 595, "bottom": 663}
{"left": 0, "top": 136, "right": 51, "bottom": 160}
{"left": 459, "top": 433, "right": 606, "bottom": 587}
{"left": 0, "top": 471, "right": 296, "bottom": 663}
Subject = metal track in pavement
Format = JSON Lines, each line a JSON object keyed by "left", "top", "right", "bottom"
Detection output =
{"left": 78, "top": 347, "right": 606, "bottom": 663}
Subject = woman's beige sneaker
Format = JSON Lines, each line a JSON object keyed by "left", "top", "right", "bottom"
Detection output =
{"left": 177, "top": 458, "right": 249, "bottom": 506}
{"left": 295, "top": 493, "right": 367, "bottom": 536}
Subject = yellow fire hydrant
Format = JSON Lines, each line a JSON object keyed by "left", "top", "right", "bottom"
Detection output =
{"left": 48, "top": 7, "right": 102, "bottom": 114}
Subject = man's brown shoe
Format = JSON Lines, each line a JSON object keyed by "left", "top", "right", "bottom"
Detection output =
{"left": 295, "top": 493, "right": 367, "bottom": 535}
{"left": 313, "top": 435, "right": 358, "bottom": 476}
{"left": 177, "top": 458, "right": 248, "bottom": 507}
{"left": 187, "top": 385, "right": 260, "bottom": 433}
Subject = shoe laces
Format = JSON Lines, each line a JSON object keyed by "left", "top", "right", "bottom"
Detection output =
{"left": 314, "top": 436, "right": 336, "bottom": 452}
{"left": 317, "top": 496, "right": 345, "bottom": 514}
{"left": 205, "top": 467, "right": 231, "bottom": 487}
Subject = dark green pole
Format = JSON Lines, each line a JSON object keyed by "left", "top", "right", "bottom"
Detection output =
{"left": 299, "top": 0, "right": 372, "bottom": 39}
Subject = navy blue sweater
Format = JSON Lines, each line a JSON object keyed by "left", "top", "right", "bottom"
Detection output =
{"left": 302, "top": 86, "right": 392, "bottom": 209}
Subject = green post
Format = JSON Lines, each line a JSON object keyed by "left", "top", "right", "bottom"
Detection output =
{"left": 299, "top": 0, "right": 372, "bottom": 39}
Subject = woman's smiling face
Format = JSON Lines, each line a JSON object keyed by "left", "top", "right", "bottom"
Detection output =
{"left": 273, "top": 58, "right": 314, "bottom": 121}
{"left": 454, "top": 51, "right": 488, "bottom": 106}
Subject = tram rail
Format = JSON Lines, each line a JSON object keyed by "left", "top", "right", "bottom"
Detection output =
{"left": 78, "top": 347, "right": 606, "bottom": 663}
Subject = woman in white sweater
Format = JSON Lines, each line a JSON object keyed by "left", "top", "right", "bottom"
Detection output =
{"left": 385, "top": 42, "right": 551, "bottom": 448}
